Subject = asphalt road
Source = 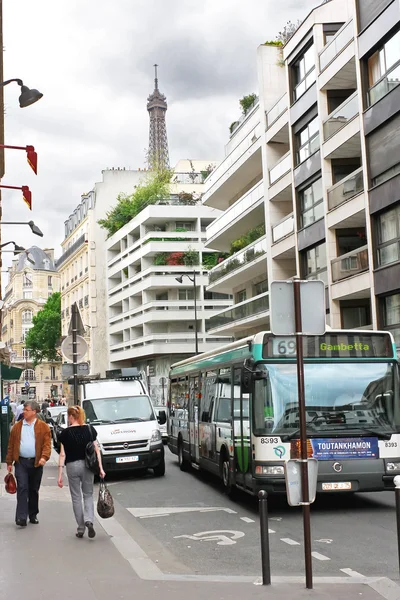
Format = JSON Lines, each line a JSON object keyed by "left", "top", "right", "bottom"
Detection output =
{"left": 104, "top": 448, "right": 400, "bottom": 580}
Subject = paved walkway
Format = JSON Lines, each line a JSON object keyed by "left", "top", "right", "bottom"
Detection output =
{"left": 0, "top": 460, "right": 399, "bottom": 600}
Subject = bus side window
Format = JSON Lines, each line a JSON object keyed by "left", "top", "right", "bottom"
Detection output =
{"left": 201, "top": 372, "right": 217, "bottom": 422}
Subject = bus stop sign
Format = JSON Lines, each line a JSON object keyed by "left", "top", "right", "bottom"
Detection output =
{"left": 270, "top": 280, "right": 326, "bottom": 336}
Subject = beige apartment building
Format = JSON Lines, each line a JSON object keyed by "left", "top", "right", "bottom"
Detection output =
{"left": 3, "top": 247, "right": 62, "bottom": 402}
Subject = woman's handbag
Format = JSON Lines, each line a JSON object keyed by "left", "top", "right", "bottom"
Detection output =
{"left": 97, "top": 479, "right": 115, "bottom": 519}
{"left": 4, "top": 472, "right": 17, "bottom": 494}
{"left": 85, "top": 425, "right": 99, "bottom": 474}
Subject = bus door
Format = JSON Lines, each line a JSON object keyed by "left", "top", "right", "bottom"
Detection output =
{"left": 199, "top": 371, "right": 217, "bottom": 463}
{"left": 214, "top": 378, "right": 233, "bottom": 466}
{"left": 189, "top": 375, "right": 200, "bottom": 464}
{"left": 234, "top": 367, "right": 251, "bottom": 488}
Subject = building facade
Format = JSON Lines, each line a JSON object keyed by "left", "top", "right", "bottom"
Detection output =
{"left": 106, "top": 160, "right": 232, "bottom": 404}
{"left": 3, "top": 247, "right": 62, "bottom": 402}
{"left": 204, "top": 0, "right": 400, "bottom": 345}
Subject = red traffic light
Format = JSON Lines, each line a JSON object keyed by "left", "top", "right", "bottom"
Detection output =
{"left": 22, "top": 185, "right": 32, "bottom": 210}
{"left": 26, "top": 145, "right": 37, "bottom": 175}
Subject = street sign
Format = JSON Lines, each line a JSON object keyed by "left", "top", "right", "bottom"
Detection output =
{"left": 25, "top": 380, "right": 30, "bottom": 388}
{"left": 62, "top": 362, "right": 90, "bottom": 378}
{"left": 61, "top": 335, "right": 88, "bottom": 362}
{"left": 68, "top": 302, "right": 86, "bottom": 336}
{"left": 285, "top": 459, "right": 318, "bottom": 507}
{"left": 270, "top": 280, "right": 326, "bottom": 336}
{"left": 28, "top": 387, "right": 36, "bottom": 400}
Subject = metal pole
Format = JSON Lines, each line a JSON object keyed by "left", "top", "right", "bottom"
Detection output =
{"left": 293, "top": 277, "right": 313, "bottom": 590}
{"left": 258, "top": 490, "right": 271, "bottom": 585}
{"left": 72, "top": 303, "right": 79, "bottom": 405}
{"left": 193, "top": 270, "right": 198, "bottom": 355}
{"left": 0, "top": 0, "right": 4, "bottom": 341}
{"left": 394, "top": 476, "right": 400, "bottom": 576}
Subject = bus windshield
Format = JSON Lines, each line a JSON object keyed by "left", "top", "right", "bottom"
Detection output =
{"left": 253, "top": 362, "right": 400, "bottom": 436}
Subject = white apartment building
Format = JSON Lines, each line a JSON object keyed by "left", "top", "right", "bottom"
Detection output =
{"left": 205, "top": 0, "right": 400, "bottom": 340}
{"left": 106, "top": 160, "right": 232, "bottom": 404}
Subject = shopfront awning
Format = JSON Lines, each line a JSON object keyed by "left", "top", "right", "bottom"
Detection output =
{"left": 1, "top": 363, "right": 23, "bottom": 381}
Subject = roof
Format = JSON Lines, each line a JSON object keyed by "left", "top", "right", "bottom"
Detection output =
{"left": 15, "top": 246, "right": 56, "bottom": 272}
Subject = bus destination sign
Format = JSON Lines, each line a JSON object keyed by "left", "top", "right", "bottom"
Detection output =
{"left": 263, "top": 332, "right": 393, "bottom": 359}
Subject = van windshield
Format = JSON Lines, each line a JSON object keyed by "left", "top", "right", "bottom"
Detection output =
{"left": 83, "top": 396, "right": 155, "bottom": 424}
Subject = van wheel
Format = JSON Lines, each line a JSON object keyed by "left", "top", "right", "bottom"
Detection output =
{"left": 220, "top": 451, "right": 235, "bottom": 497}
{"left": 153, "top": 460, "right": 165, "bottom": 477}
{"left": 178, "top": 438, "right": 189, "bottom": 471}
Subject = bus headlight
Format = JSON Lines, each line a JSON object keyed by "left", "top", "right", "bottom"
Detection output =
{"left": 150, "top": 429, "right": 162, "bottom": 444}
{"left": 255, "top": 465, "right": 285, "bottom": 475}
{"left": 386, "top": 462, "right": 400, "bottom": 471}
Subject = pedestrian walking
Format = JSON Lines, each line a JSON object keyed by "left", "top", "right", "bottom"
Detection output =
{"left": 57, "top": 405, "right": 105, "bottom": 539}
{"left": 6, "top": 400, "right": 51, "bottom": 527}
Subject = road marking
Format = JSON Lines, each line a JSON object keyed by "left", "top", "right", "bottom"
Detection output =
{"left": 340, "top": 568, "right": 366, "bottom": 578}
{"left": 268, "top": 529, "right": 276, "bottom": 534}
{"left": 270, "top": 517, "right": 282, "bottom": 521}
{"left": 240, "top": 517, "right": 255, "bottom": 523}
{"left": 311, "top": 552, "right": 330, "bottom": 561}
{"left": 128, "top": 506, "right": 237, "bottom": 519}
{"left": 174, "top": 530, "right": 245, "bottom": 546}
{"left": 315, "top": 538, "right": 332, "bottom": 544}
{"left": 280, "top": 538, "right": 300, "bottom": 546}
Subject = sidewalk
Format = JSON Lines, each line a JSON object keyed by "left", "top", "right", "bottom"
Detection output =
{"left": 0, "top": 462, "right": 398, "bottom": 600}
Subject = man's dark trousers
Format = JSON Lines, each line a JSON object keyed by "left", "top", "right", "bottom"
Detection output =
{"left": 15, "top": 458, "right": 43, "bottom": 521}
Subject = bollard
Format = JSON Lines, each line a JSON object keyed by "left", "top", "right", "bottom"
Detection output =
{"left": 258, "top": 490, "right": 271, "bottom": 585}
{"left": 394, "top": 475, "right": 400, "bottom": 576}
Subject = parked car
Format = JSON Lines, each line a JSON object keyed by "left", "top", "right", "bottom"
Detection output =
{"left": 153, "top": 406, "right": 168, "bottom": 443}
{"left": 51, "top": 408, "right": 68, "bottom": 453}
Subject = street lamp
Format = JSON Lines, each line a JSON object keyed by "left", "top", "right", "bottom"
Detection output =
{"left": 175, "top": 272, "right": 199, "bottom": 354}
{"left": 0, "top": 242, "right": 34, "bottom": 263}
{"left": 0, "top": 221, "right": 43, "bottom": 237}
{"left": 0, "top": 79, "right": 43, "bottom": 108}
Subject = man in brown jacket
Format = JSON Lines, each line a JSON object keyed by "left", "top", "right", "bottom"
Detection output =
{"left": 6, "top": 400, "right": 51, "bottom": 527}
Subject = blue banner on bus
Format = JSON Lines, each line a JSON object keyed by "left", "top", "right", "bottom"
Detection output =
{"left": 310, "top": 437, "right": 379, "bottom": 460}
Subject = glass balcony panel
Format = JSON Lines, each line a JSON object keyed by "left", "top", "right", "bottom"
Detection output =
{"left": 272, "top": 214, "right": 294, "bottom": 243}
{"left": 294, "top": 69, "right": 316, "bottom": 101}
{"left": 230, "top": 97, "right": 259, "bottom": 136}
{"left": 208, "top": 237, "right": 267, "bottom": 285}
{"left": 327, "top": 167, "right": 364, "bottom": 210}
{"left": 331, "top": 245, "right": 369, "bottom": 282}
{"left": 319, "top": 20, "right": 354, "bottom": 72}
{"left": 266, "top": 94, "right": 288, "bottom": 128}
{"left": 323, "top": 93, "right": 359, "bottom": 140}
{"left": 269, "top": 153, "right": 291, "bottom": 185}
{"left": 206, "top": 292, "right": 269, "bottom": 331}
{"left": 368, "top": 63, "right": 400, "bottom": 106}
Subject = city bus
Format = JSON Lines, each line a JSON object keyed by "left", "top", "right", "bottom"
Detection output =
{"left": 167, "top": 330, "right": 400, "bottom": 496}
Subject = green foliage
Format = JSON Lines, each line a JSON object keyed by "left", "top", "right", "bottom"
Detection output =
{"left": 154, "top": 253, "right": 168, "bottom": 266}
{"left": 264, "top": 40, "right": 283, "bottom": 46}
{"left": 229, "top": 121, "right": 239, "bottom": 134}
{"left": 229, "top": 223, "right": 265, "bottom": 255}
{"left": 239, "top": 93, "right": 258, "bottom": 116}
{"left": 183, "top": 248, "right": 199, "bottom": 266}
{"left": 201, "top": 164, "right": 216, "bottom": 181}
{"left": 98, "top": 168, "right": 173, "bottom": 237}
{"left": 25, "top": 293, "right": 61, "bottom": 367}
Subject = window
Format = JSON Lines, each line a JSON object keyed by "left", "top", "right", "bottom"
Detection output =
{"left": 23, "top": 273, "right": 33, "bottom": 288}
{"left": 23, "top": 369, "right": 35, "bottom": 382}
{"left": 22, "top": 326, "right": 32, "bottom": 342}
{"left": 341, "top": 306, "right": 370, "bottom": 329}
{"left": 254, "top": 279, "right": 268, "bottom": 296}
{"left": 292, "top": 44, "right": 316, "bottom": 101}
{"left": 23, "top": 291, "right": 32, "bottom": 300}
{"left": 48, "top": 276, "right": 52, "bottom": 287}
{"left": 178, "top": 289, "right": 194, "bottom": 300}
{"left": 296, "top": 117, "right": 320, "bottom": 164}
{"left": 377, "top": 205, "right": 400, "bottom": 267}
{"left": 204, "top": 291, "right": 231, "bottom": 300}
{"left": 176, "top": 222, "right": 195, "bottom": 231}
{"left": 215, "top": 368, "right": 232, "bottom": 423}
{"left": 303, "top": 242, "right": 328, "bottom": 285}
{"left": 200, "top": 372, "right": 217, "bottom": 422}
{"left": 22, "top": 348, "right": 30, "bottom": 360}
{"left": 368, "top": 30, "right": 400, "bottom": 106}
{"left": 51, "top": 366, "right": 57, "bottom": 380}
{"left": 298, "top": 178, "right": 323, "bottom": 228}
{"left": 22, "top": 309, "right": 33, "bottom": 324}
{"left": 43, "top": 258, "right": 50, "bottom": 270}
{"left": 383, "top": 294, "right": 400, "bottom": 345}
{"left": 372, "top": 162, "right": 400, "bottom": 187}
{"left": 237, "top": 289, "right": 247, "bottom": 303}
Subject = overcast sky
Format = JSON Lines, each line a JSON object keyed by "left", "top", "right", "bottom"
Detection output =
{"left": 2, "top": 0, "right": 318, "bottom": 276}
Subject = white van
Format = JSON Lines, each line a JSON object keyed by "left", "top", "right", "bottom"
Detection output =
{"left": 81, "top": 369, "right": 166, "bottom": 476}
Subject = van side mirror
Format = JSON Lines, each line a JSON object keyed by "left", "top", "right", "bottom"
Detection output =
{"left": 157, "top": 410, "right": 167, "bottom": 425}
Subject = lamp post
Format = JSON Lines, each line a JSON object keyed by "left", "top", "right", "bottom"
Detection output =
{"left": 175, "top": 272, "right": 199, "bottom": 355}
{"left": 0, "top": 221, "right": 43, "bottom": 237}
{"left": 0, "top": 79, "right": 43, "bottom": 108}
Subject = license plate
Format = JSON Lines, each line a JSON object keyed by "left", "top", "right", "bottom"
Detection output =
{"left": 116, "top": 456, "right": 139, "bottom": 464}
{"left": 322, "top": 482, "right": 352, "bottom": 491}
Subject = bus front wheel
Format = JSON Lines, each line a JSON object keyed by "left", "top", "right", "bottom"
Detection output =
{"left": 178, "top": 437, "right": 189, "bottom": 471}
{"left": 220, "top": 451, "right": 234, "bottom": 496}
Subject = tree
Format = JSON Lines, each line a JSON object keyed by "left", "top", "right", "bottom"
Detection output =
{"left": 276, "top": 20, "right": 302, "bottom": 45}
{"left": 25, "top": 292, "right": 61, "bottom": 367}
{"left": 239, "top": 93, "right": 258, "bottom": 116}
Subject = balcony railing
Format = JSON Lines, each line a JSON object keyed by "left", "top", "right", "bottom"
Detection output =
{"left": 272, "top": 214, "right": 294, "bottom": 243}
{"left": 56, "top": 234, "right": 86, "bottom": 269}
{"left": 319, "top": 20, "right": 354, "bottom": 72}
{"left": 208, "top": 237, "right": 267, "bottom": 284}
{"left": 323, "top": 92, "right": 359, "bottom": 140}
{"left": 206, "top": 291, "right": 269, "bottom": 331}
{"left": 269, "top": 152, "right": 291, "bottom": 185}
{"left": 266, "top": 94, "right": 287, "bottom": 128}
{"left": 206, "top": 181, "right": 264, "bottom": 240}
{"left": 327, "top": 167, "right": 364, "bottom": 211}
{"left": 368, "top": 61, "right": 400, "bottom": 107}
{"left": 331, "top": 245, "right": 369, "bottom": 283}
{"left": 230, "top": 97, "right": 259, "bottom": 136}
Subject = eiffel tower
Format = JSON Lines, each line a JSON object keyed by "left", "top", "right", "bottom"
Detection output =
{"left": 147, "top": 64, "right": 170, "bottom": 170}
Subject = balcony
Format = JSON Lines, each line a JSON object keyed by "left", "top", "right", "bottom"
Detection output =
{"left": 327, "top": 168, "right": 364, "bottom": 211}
{"left": 269, "top": 152, "right": 291, "bottom": 186}
{"left": 56, "top": 234, "right": 86, "bottom": 269}
{"left": 323, "top": 93, "right": 360, "bottom": 160}
{"left": 368, "top": 62, "right": 400, "bottom": 107}
{"left": 207, "top": 237, "right": 267, "bottom": 293}
{"left": 230, "top": 97, "right": 259, "bottom": 137}
{"left": 319, "top": 21, "right": 354, "bottom": 73}
{"left": 205, "top": 181, "right": 264, "bottom": 252}
{"left": 266, "top": 94, "right": 288, "bottom": 129}
{"left": 323, "top": 93, "right": 359, "bottom": 140}
{"left": 206, "top": 291, "right": 269, "bottom": 335}
{"left": 272, "top": 213, "right": 295, "bottom": 244}
{"left": 331, "top": 245, "right": 369, "bottom": 283}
